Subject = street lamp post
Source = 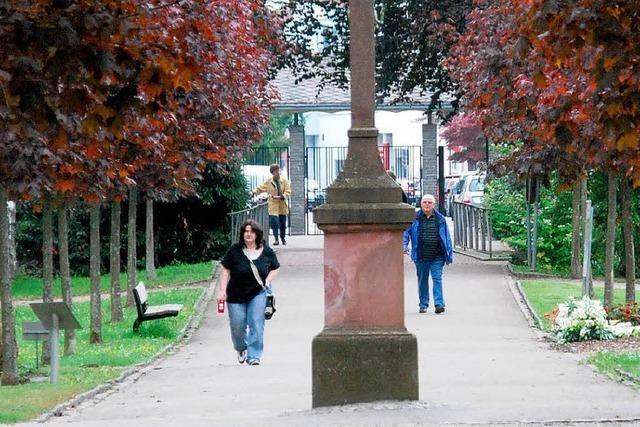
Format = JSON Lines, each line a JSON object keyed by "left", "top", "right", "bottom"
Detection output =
{"left": 311, "top": 0, "right": 418, "bottom": 407}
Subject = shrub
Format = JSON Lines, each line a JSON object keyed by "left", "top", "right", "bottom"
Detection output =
{"left": 607, "top": 302, "right": 640, "bottom": 326}
{"left": 484, "top": 175, "right": 573, "bottom": 273}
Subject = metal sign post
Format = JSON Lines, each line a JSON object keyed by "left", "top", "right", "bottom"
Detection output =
{"left": 22, "top": 321, "right": 49, "bottom": 369}
{"left": 29, "top": 302, "right": 81, "bottom": 384}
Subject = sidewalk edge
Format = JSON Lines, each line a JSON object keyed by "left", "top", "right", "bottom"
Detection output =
{"left": 504, "top": 265, "right": 545, "bottom": 332}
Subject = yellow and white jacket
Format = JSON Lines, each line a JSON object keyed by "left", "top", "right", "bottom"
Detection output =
{"left": 254, "top": 177, "right": 291, "bottom": 215}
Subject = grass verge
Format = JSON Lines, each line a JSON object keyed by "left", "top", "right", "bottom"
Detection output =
{"left": 587, "top": 352, "right": 640, "bottom": 387}
{"left": 520, "top": 279, "right": 640, "bottom": 388}
{"left": 0, "top": 287, "right": 203, "bottom": 424}
{"left": 520, "top": 280, "right": 629, "bottom": 330}
{"left": 12, "top": 261, "right": 215, "bottom": 300}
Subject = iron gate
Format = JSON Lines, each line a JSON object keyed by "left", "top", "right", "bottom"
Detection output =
{"left": 305, "top": 145, "right": 422, "bottom": 235}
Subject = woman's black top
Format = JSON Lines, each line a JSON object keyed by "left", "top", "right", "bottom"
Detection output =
{"left": 221, "top": 243, "right": 280, "bottom": 303}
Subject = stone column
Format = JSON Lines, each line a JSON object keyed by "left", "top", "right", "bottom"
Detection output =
{"left": 422, "top": 120, "right": 438, "bottom": 201}
{"left": 288, "top": 124, "right": 305, "bottom": 235}
{"left": 312, "top": 0, "right": 417, "bottom": 407}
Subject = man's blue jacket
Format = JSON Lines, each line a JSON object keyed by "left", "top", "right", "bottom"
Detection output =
{"left": 403, "top": 209, "right": 454, "bottom": 264}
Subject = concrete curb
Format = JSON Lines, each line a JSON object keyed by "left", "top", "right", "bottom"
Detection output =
{"left": 33, "top": 270, "right": 219, "bottom": 423}
{"left": 505, "top": 269, "right": 544, "bottom": 330}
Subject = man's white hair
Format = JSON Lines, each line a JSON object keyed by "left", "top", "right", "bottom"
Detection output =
{"left": 421, "top": 194, "right": 436, "bottom": 203}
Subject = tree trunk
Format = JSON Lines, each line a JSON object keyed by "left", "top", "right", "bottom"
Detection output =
{"left": 7, "top": 201, "right": 16, "bottom": 281}
{"left": 145, "top": 196, "right": 157, "bottom": 280}
{"left": 58, "top": 202, "right": 75, "bottom": 355}
{"left": 41, "top": 194, "right": 54, "bottom": 365}
{"left": 620, "top": 178, "right": 636, "bottom": 302}
{"left": 570, "top": 176, "right": 584, "bottom": 278}
{"left": 604, "top": 171, "right": 618, "bottom": 308}
{"left": 110, "top": 201, "right": 123, "bottom": 322}
{"left": 126, "top": 188, "right": 137, "bottom": 307}
{"left": 0, "top": 189, "right": 18, "bottom": 385}
{"left": 89, "top": 203, "right": 102, "bottom": 344}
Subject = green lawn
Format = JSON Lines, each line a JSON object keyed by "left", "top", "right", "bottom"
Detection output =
{"left": 520, "top": 279, "right": 640, "bottom": 387}
{"left": 12, "top": 261, "right": 215, "bottom": 300}
{"left": 587, "top": 352, "right": 640, "bottom": 387}
{"left": 0, "top": 288, "right": 203, "bottom": 424}
{"left": 520, "top": 280, "right": 628, "bottom": 330}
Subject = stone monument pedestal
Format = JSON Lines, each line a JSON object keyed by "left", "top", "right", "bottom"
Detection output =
{"left": 312, "top": 186, "right": 417, "bottom": 407}
{"left": 312, "top": 329, "right": 418, "bottom": 407}
{"left": 311, "top": 0, "right": 418, "bottom": 408}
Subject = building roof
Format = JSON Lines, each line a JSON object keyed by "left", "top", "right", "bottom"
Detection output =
{"left": 271, "top": 68, "right": 454, "bottom": 113}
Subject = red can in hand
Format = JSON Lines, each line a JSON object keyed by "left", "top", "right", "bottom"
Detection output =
{"left": 217, "top": 300, "right": 225, "bottom": 314}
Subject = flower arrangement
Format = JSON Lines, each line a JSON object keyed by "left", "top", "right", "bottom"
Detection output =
{"left": 606, "top": 302, "right": 640, "bottom": 326}
{"left": 548, "top": 296, "right": 640, "bottom": 343}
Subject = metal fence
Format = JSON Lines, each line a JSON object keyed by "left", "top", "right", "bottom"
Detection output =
{"left": 450, "top": 201, "right": 493, "bottom": 257}
{"left": 305, "top": 145, "right": 422, "bottom": 234}
{"left": 228, "top": 202, "right": 270, "bottom": 246}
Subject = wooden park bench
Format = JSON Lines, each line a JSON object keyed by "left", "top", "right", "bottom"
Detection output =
{"left": 132, "top": 282, "right": 183, "bottom": 333}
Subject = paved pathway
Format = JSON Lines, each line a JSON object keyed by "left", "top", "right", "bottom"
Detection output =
{"left": 25, "top": 236, "right": 640, "bottom": 426}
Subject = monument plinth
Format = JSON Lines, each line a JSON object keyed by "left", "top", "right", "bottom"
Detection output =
{"left": 311, "top": 1, "right": 418, "bottom": 407}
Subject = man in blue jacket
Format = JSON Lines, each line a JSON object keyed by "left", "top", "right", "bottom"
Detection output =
{"left": 403, "top": 194, "right": 453, "bottom": 314}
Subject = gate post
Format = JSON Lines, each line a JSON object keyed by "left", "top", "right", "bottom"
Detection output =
{"left": 422, "top": 116, "right": 438, "bottom": 200}
{"left": 289, "top": 124, "right": 306, "bottom": 235}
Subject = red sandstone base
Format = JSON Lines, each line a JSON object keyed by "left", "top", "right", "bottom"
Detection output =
{"left": 323, "top": 230, "right": 406, "bottom": 329}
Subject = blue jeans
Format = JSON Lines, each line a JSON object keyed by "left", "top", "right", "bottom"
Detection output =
{"left": 414, "top": 258, "right": 445, "bottom": 309}
{"left": 227, "top": 290, "right": 267, "bottom": 361}
{"left": 269, "top": 215, "right": 287, "bottom": 241}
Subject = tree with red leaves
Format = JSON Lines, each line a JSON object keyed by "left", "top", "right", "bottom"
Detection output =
{"left": 440, "top": 112, "right": 485, "bottom": 166}
{"left": 0, "top": 0, "right": 280, "bottom": 384}
{"left": 517, "top": 0, "right": 640, "bottom": 304}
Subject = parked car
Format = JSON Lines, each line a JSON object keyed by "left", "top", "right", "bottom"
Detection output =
{"left": 444, "top": 177, "right": 460, "bottom": 215}
{"left": 305, "top": 178, "right": 325, "bottom": 211}
{"left": 457, "top": 173, "right": 485, "bottom": 205}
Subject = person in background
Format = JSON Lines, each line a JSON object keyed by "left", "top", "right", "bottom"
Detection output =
{"left": 387, "top": 170, "right": 408, "bottom": 204}
{"left": 403, "top": 194, "right": 453, "bottom": 314}
{"left": 253, "top": 164, "right": 290, "bottom": 245}
{"left": 217, "top": 220, "right": 280, "bottom": 365}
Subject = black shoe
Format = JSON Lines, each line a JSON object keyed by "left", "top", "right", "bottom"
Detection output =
{"left": 435, "top": 305, "right": 445, "bottom": 314}
{"left": 281, "top": 238, "right": 286, "bottom": 245}
{"left": 419, "top": 307, "right": 428, "bottom": 313}
{"left": 273, "top": 240, "right": 279, "bottom": 246}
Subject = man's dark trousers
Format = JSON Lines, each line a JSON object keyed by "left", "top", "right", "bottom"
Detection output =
{"left": 269, "top": 214, "right": 287, "bottom": 242}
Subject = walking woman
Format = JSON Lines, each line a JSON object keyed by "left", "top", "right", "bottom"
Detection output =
{"left": 217, "top": 219, "right": 280, "bottom": 365}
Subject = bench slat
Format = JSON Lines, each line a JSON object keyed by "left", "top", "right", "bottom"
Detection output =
{"left": 132, "top": 281, "right": 184, "bottom": 333}
{"left": 145, "top": 304, "right": 183, "bottom": 316}
{"left": 135, "top": 282, "right": 148, "bottom": 304}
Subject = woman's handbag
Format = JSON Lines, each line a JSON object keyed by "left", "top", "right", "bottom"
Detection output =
{"left": 265, "top": 291, "right": 276, "bottom": 320}
{"left": 243, "top": 249, "right": 277, "bottom": 320}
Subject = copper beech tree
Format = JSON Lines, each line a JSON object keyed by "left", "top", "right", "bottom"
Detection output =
{"left": 0, "top": 0, "right": 279, "bottom": 384}
{"left": 440, "top": 113, "right": 486, "bottom": 167}
{"left": 447, "top": 0, "right": 638, "bottom": 301}
{"left": 517, "top": 0, "right": 639, "bottom": 304}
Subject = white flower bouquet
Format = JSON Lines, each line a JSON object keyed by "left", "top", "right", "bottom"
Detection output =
{"left": 550, "top": 295, "right": 640, "bottom": 343}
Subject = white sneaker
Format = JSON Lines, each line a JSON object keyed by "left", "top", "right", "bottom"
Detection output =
{"left": 247, "top": 359, "right": 260, "bottom": 366}
{"left": 237, "top": 349, "right": 247, "bottom": 364}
